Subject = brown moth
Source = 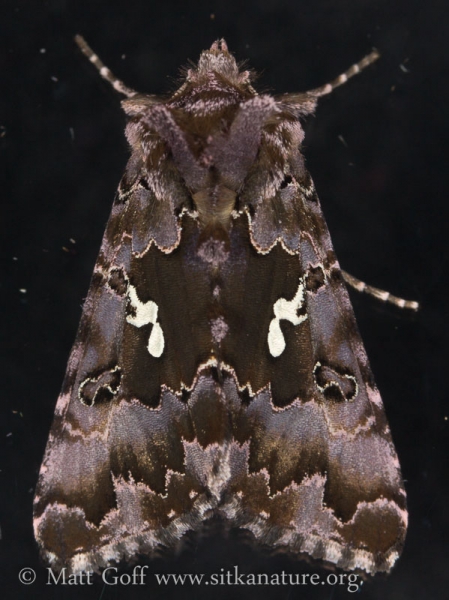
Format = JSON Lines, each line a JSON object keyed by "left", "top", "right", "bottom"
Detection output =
{"left": 33, "top": 38, "right": 416, "bottom": 576}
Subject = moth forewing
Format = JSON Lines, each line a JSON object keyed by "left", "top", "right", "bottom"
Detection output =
{"left": 33, "top": 38, "right": 409, "bottom": 576}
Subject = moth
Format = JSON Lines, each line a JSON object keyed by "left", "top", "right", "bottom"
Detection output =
{"left": 34, "top": 37, "right": 418, "bottom": 576}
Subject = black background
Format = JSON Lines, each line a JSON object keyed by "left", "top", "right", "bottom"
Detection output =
{"left": 1, "top": 0, "right": 448, "bottom": 599}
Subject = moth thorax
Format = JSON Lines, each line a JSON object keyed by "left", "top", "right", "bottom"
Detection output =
{"left": 192, "top": 185, "right": 237, "bottom": 228}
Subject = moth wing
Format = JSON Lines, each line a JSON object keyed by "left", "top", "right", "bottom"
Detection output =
{"left": 33, "top": 154, "right": 196, "bottom": 572}
{"left": 228, "top": 175, "right": 408, "bottom": 574}
{"left": 34, "top": 68, "right": 408, "bottom": 576}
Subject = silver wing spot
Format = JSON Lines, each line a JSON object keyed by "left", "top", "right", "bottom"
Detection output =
{"left": 126, "top": 285, "right": 164, "bottom": 358}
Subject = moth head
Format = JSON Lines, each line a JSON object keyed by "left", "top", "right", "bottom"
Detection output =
{"left": 186, "top": 39, "right": 252, "bottom": 87}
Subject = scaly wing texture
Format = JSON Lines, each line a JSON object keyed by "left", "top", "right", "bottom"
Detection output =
{"left": 34, "top": 41, "right": 407, "bottom": 575}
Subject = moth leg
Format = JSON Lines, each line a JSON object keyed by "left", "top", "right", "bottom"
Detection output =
{"left": 306, "top": 49, "right": 380, "bottom": 98}
{"left": 342, "top": 270, "right": 419, "bottom": 311}
{"left": 75, "top": 35, "right": 138, "bottom": 98}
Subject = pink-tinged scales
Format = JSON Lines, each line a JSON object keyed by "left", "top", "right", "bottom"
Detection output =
{"left": 34, "top": 37, "right": 417, "bottom": 575}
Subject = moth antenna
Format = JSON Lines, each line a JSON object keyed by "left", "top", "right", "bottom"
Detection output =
{"left": 306, "top": 49, "right": 380, "bottom": 97}
{"left": 75, "top": 35, "right": 139, "bottom": 98}
{"left": 342, "top": 270, "right": 420, "bottom": 311}
{"left": 277, "top": 49, "right": 380, "bottom": 113}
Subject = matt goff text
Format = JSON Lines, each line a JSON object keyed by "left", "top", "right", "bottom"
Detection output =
{"left": 47, "top": 566, "right": 148, "bottom": 585}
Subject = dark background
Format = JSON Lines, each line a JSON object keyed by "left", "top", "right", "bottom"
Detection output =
{"left": 1, "top": 0, "right": 447, "bottom": 598}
